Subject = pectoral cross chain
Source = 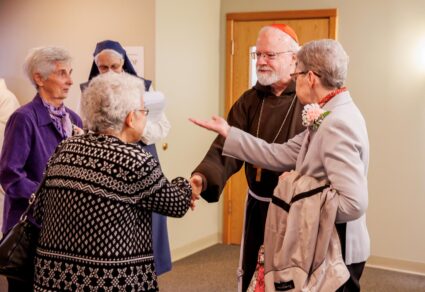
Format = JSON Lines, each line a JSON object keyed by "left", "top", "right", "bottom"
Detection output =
{"left": 253, "top": 95, "right": 297, "bottom": 184}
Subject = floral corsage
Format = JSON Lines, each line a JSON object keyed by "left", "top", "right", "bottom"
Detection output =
{"left": 302, "top": 104, "right": 330, "bottom": 130}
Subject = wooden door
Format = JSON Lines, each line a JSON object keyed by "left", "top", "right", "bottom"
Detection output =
{"left": 223, "top": 9, "right": 337, "bottom": 244}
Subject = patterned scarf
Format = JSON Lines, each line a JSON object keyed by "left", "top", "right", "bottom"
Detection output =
{"left": 41, "top": 99, "right": 72, "bottom": 139}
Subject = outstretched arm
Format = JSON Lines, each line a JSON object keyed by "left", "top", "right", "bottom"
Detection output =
{"left": 223, "top": 127, "right": 304, "bottom": 172}
{"left": 190, "top": 114, "right": 303, "bottom": 173}
{"left": 189, "top": 115, "right": 230, "bottom": 138}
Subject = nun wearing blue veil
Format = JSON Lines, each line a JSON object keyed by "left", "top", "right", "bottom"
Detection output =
{"left": 82, "top": 40, "right": 172, "bottom": 275}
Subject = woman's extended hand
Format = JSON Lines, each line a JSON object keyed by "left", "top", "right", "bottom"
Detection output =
{"left": 72, "top": 124, "right": 85, "bottom": 136}
{"left": 189, "top": 115, "right": 230, "bottom": 138}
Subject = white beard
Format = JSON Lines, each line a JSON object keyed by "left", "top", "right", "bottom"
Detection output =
{"left": 256, "top": 69, "right": 279, "bottom": 86}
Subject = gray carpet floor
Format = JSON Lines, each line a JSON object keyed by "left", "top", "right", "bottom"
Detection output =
{"left": 1, "top": 244, "right": 424, "bottom": 291}
{"left": 159, "top": 244, "right": 425, "bottom": 292}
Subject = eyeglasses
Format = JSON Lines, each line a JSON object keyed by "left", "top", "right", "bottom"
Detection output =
{"left": 290, "top": 70, "right": 322, "bottom": 82}
{"left": 250, "top": 51, "right": 294, "bottom": 60}
{"left": 137, "top": 109, "right": 149, "bottom": 116}
{"left": 290, "top": 71, "right": 308, "bottom": 82}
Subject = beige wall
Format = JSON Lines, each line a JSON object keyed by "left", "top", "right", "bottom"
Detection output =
{"left": 155, "top": 0, "right": 222, "bottom": 260}
{"left": 0, "top": 0, "right": 155, "bottom": 111}
{"left": 0, "top": 0, "right": 223, "bottom": 263}
{"left": 221, "top": 0, "right": 425, "bottom": 269}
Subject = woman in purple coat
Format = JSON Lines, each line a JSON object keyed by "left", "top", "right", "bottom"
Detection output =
{"left": 0, "top": 46, "right": 82, "bottom": 291}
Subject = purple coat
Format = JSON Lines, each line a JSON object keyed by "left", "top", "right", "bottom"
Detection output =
{"left": 0, "top": 94, "right": 82, "bottom": 233}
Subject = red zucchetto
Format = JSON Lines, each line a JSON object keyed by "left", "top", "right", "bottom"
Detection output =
{"left": 270, "top": 23, "right": 299, "bottom": 44}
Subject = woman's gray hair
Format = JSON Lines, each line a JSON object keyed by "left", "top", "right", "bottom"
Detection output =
{"left": 23, "top": 46, "right": 72, "bottom": 88}
{"left": 94, "top": 49, "right": 123, "bottom": 65}
{"left": 81, "top": 72, "right": 145, "bottom": 132}
{"left": 296, "top": 39, "right": 349, "bottom": 89}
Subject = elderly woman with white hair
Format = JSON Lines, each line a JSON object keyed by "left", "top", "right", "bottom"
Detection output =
{"left": 83, "top": 40, "right": 174, "bottom": 276}
{"left": 191, "top": 39, "right": 370, "bottom": 291}
{"left": 32, "top": 72, "right": 192, "bottom": 291}
{"left": 0, "top": 46, "right": 82, "bottom": 291}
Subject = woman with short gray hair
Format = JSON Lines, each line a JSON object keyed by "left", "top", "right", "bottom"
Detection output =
{"left": 81, "top": 70, "right": 145, "bottom": 133}
{"left": 295, "top": 39, "right": 348, "bottom": 89}
{"left": 83, "top": 40, "right": 174, "bottom": 277}
{"left": 0, "top": 46, "right": 82, "bottom": 291}
{"left": 32, "top": 72, "right": 192, "bottom": 291}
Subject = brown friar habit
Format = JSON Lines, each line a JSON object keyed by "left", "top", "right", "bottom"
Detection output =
{"left": 193, "top": 81, "right": 305, "bottom": 291}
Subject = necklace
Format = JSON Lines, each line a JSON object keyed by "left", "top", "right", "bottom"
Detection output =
{"left": 253, "top": 94, "right": 297, "bottom": 181}
{"left": 318, "top": 87, "right": 347, "bottom": 107}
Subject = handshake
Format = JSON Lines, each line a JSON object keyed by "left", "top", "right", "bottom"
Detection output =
{"left": 189, "top": 174, "right": 203, "bottom": 210}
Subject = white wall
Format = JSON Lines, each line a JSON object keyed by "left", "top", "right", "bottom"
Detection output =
{"left": 0, "top": 0, "right": 155, "bottom": 111}
{"left": 221, "top": 0, "right": 425, "bottom": 270}
{"left": 155, "top": 0, "right": 222, "bottom": 260}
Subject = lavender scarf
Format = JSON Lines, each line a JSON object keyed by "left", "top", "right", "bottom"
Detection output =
{"left": 41, "top": 99, "right": 73, "bottom": 138}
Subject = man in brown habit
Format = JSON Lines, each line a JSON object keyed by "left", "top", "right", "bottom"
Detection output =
{"left": 191, "top": 24, "right": 305, "bottom": 291}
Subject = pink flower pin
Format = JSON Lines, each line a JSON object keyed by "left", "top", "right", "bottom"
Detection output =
{"left": 302, "top": 104, "right": 330, "bottom": 130}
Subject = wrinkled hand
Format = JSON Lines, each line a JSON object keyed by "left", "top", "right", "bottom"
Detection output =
{"left": 190, "top": 174, "right": 203, "bottom": 210}
{"left": 72, "top": 125, "right": 85, "bottom": 136}
{"left": 189, "top": 115, "right": 230, "bottom": 138}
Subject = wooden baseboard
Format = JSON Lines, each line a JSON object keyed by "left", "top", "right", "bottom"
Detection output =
{"left": 171, "top": 233, "right": 222, "bottom": 262}
{"left": 367, "top": 256, "right": 425, "bottom": 276}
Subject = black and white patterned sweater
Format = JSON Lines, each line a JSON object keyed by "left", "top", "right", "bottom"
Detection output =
{"left": 33, "top": 133, "right": 192, "bottom": 291}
